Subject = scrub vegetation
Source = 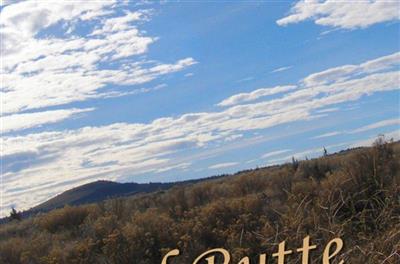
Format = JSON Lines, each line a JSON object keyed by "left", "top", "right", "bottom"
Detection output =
{"left": 1, "top": 138, "right": 399, "bottom": 263}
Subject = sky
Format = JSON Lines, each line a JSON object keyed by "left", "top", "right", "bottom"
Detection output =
{"left": 0, "top": 0, "right": 399, "bottom": 217}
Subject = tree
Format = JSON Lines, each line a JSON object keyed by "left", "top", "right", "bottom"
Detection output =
{"left": 291, "top": 156, "right": 299, "bottom": 170}
{"left": 9, "top": 207, "right": 21, "bottom": 221}
{"left": 323, "top": 147, "right": 328, "bottom": 157}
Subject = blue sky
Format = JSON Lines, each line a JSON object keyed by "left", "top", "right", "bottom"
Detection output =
{"left": 1, "top": 0, "right": 399, "bottom": 217}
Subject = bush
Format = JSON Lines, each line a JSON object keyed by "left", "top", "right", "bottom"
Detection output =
{"left": 36, "top": 206, "right": 90, "bottom": 233}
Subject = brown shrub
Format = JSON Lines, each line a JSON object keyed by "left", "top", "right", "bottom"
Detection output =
{"left": 36, "top": 205, "right": 90, "bottom": 233}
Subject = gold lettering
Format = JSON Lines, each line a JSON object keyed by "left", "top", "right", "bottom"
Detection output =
{"left": 161, "top": 249, "right": 180, "bottom": 264}
{"left": 297, "top": 236, "right": 317, "bottom": 264}
{"left": 192, "top": 248, "right": 230, "bottom": 264}
{"left": 259, "top": 253, "right": 267, "bottom": 264}
{"left": 272, "top": 241, "right": 293, "bottom": 264}
{"left": 238, "top": 256, "right": 249, "bottom": 264}
{"left": 323, "top": 238, "right": 344, "bottom": 264}
{"left": 160, "top": 236, "right": 345, "bottom": 264}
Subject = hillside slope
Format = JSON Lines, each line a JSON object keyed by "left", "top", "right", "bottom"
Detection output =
{"left": 31, "top": 180, "right": 174, "bottom": 212}
{"left": 4, "top": 176, "right": 224, "bottom": 221}
{"left": 1, "top": 139, "right": 399, "bottom": 264}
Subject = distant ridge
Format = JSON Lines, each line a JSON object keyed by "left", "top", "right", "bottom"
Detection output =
{"left": 31, "top": 180, "right": 174, "bottom": 212}
{"left": 0, "top": 175, "right": 226, "bottom": 223}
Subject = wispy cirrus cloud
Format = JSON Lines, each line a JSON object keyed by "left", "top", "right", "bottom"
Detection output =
{"left": 209, "top": 162, "right": 238, "bottom": 170}
{"left": 1, "top": 108, "right": 94, "bottom": 134}
{"left": 155, "top": 162, "right": 192, "bottom": 173}
{"left": 261, "top": 149, "right": 292, "bottom": 159}
{"left": 315, "top": 107, "right": 339, "bottom": 114}
{"left": 217, "top": 85, "right": 297, "bottom": 107}
{"left": 236, "top": 76, "right": 255, "bottom": 83}
{"left": 277, "top": 0, "right": 400, "bottom": 29}
{"left": 219, "top": 52, "right": 399, "bottom": 108}
{"left": 271, "top": 66, "right": 292, "bottom": 73}
{"left": 312, "top": 118, "right": 400, "bottom": 139}
{"left": 302, "top": 52, "right": 400, "bottom": 86}
{"left": 312, "top": 131, "right": 341, "bottom": 139}
{"left": 349, "top": 118, "right": 400, "bottom": 134}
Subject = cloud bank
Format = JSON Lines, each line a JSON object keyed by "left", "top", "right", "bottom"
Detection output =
{"left": 277, "top": 0, "right": 399, "bottom": 29}
{"left": 1, "top": 1, "right": 196, "bottom": 132}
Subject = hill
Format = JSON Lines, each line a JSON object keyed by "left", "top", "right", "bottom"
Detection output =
{"left": 1, "top": 175, "right": 226, "bottom": 224}
{"left": 0, "top": 139, "right": 399, "bottom": 263}
{"left": 31, "top": 180, "right": 174, "bottom": 212}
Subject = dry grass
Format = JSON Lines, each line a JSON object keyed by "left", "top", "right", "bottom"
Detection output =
{"left": 1, "top": 139, "right": 399, "bottom": 263}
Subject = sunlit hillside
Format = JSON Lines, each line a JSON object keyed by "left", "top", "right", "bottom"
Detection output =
{"left": 1, "top": 138, "right": 399, "bottom": 264}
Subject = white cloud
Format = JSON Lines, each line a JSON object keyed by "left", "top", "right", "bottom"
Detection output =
{"left": 236, "top": 76, "right": 254, "bottom": 83}
{"left": 349, "top": 118, "right": 400, "bottom": 134}
{"left": 1, "top": 108, "right": 94, "bottom": 134}
{"left": 1, "top": 2, "right": 196, "bottom": 117}
{"left": 90, "top": 10, "right": 145, "bottom": 36}
{"left": 224, "top": 134, "right": 243, "bottom": 142}
{"left": 156, "top": 162, "right": 191, "bottom": 173}
{"left": 209, "top": 162, "right": 238, "bottom": 170}
{"left": 312, "top": 118, "right": 400, "bottom": 139}
{"left": 303, "top": 52, "right": 400, "bottom": 86}
{"left": 0, "top": 1, "right": 117, "bottom": 59}
{"left": 261, "top": 149, "right": 292, "bottom": 159}
{"left": 277, "top": 0, "right": 400, "bottom": 29}
{"left": 312, "top": 131, "right": 341, "bottom": 139}
{"left": 271, "top": 66, "right": 292, "bottom": 73}
{"left": 218, "top": 85, "right": 297, "bottom": 107}
{"left": 315, "top": 107, "right": 339, "bottom": 114}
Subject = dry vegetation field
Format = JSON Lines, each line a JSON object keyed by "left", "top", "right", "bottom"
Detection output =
{"left": 1, "top": 138, "right": 399, "bottom": 263}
